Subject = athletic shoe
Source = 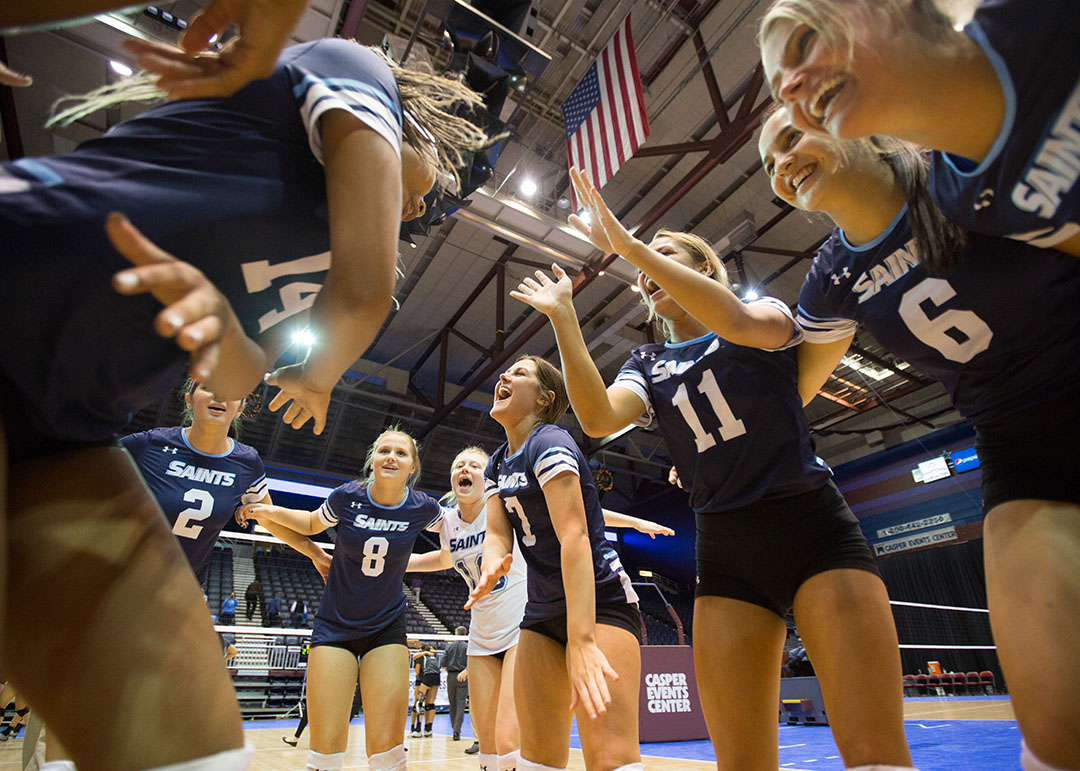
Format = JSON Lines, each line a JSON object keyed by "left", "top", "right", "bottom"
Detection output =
{"left": 465, "top": 740, "right": 480, "bottom": 755}
{"left": 282, "top": 736, "right": 298, "bottom": 747}
{"left": 453, "top": 732, "right": 460, "bottom": 740}
{"left": 424, "top": 729, "right": 433, "bottom": 737}
{"left": 410, "top": 729, "right": 421, "bottom": 738}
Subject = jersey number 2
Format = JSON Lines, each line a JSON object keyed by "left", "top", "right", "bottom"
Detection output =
{"left": 672, "top": 369, "right": 747, "bottom": 452}
{"left": 174, "top": 489, "right": 214, "bottom": 540}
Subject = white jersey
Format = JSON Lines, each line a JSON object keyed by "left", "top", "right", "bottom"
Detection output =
{"left": 435, "top": 504, "right": 527, "bottom": 656}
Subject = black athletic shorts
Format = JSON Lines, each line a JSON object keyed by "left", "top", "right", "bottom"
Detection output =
{"left": 695, "top": 480, "right": 880, "bottom": 618}
{"left": 521, "top": 601, "right": 642, "bottom": 645}
{"left": 421, "top": 672, "right": 441, "bottom": 688}
{"left": 976, "top": 390, "right": 1080, "bottom": 513}
{"left": 310, "top": 610, "right": 407, "bottom": 659}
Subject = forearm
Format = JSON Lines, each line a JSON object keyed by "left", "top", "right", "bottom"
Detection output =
{"left": 408, "top": 549, "right": 452, "bottom": 572}
{"left": 601, "top": 509, "right": 643, "bottom": 530}
{"left": 479, "top": 526, "right": 512, "bottom": 572}
{"left": 548, "top": 306, "right": 626, "bottom": 436}
{"left": 623, "top": 241, "right": 790, "bottom": 348}
{"left": 260, "top": 519, "right": 325, "bottom": 558}
{"left": 561, "top": 532, "right": 598, "bottom": 645}
{"left": 204, "top": 312, "right": 270, "bottom": 401}
{"left": 299, "top": 281, "right": 392, "bottom": 392}
{"left": 255, "top": 505, "right": 321, "bottom": 535}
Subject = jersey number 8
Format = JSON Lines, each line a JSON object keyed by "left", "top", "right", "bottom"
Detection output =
{"left": 361, "top": 536, "right": 389, "bottom": 577}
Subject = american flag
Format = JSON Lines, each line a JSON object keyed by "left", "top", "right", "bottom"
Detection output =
{"left": 562, "top": 14, "right": 650, "bottom": 209}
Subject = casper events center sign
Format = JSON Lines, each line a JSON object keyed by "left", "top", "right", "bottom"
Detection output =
{"left": 638, "top": 646, "right": 708, "bottom": 742}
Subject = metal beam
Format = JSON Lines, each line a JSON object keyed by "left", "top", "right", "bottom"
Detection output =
{"left": 692, "top": 29, "right": 728, "bottom": 129}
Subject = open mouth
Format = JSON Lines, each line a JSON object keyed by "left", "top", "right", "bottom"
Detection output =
{"left": 809, "top": 75, "right": 847, "bottom": 123}
{"left": 791, "top": 162, "right": 817, "bottom": 192}
{"left": 208, "top": 404, "right": 227, "bottom": 416}
{"left": 495, "top": 383, "right": 512, "bottom": 401}
{"left": 455, "top": 476, "right": 474, "bottom": 493}
{"left": 642, "top": 277, "right": 662, "bottom": 299}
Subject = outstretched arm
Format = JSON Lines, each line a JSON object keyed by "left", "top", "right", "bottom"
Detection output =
{"left": 239, "top": 502, "right": 329, "bottom": 536}
{"left": 601, "top": 509, "right": 674, "bottom": 538}
{"left": 465, "top": 497, "right": 513, "bottom": 609}
{"left": 796, "top": 338, "right": 853, "bottom": 406}
{"left": 569, "top": 168, "right": 794, "bottom": 350}
{"left": 266, "top": 114, "right": 401, "bottom": 434}
{"left": 511, "top": 265, "right": 647, "bottom": 438}
{"left": 408, "top": 547, "right": 453, "bottom": 573}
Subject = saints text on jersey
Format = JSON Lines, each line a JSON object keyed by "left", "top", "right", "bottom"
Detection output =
{"left": 165, "top": 461, "right": 237, "bottom": 487}
{"left": 1011, "top": 77, "right": 1080, "bottom": 219}
{"left": 649, "top": 338, "right": 720, "bottom": 383}
{"left": 499, "top": 472, "right": 528, "bottom": 492}
{"left": 348, "top": 506, "right": 410, "bottom": 532}
{"left": 852, "top": 242, "right": 920, "bottom": 304}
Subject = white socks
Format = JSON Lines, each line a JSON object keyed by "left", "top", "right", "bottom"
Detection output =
{"left": 517, "top": 759, "right": 565, "bottom": 771}
{"left": 368, "top": 744, "right": 407, "bottom": 771}
{"left": 148, "top": 744, "right": 253, "bottom": 770}
{"left": 1021, "top": 741, "right": 1076, "bottom": 771}
{"left": 846, "top": 766, "right": 917, "bottom": 770}
{"left": 612, "top": 765, "right": 644, "bottom": 771}
{"left": 39, "top": 763, "right": 77, "bottom": 771}
{"left": 305, "top": 750, "right": 344, "bottom": 771}
{"left": 478, "top": 753, "right": 498, "bottom": 771}
{"left": 498, "top": 750, "right": 521, "bottom": 771}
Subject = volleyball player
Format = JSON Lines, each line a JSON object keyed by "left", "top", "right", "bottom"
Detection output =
{"left": 0, "top": 38, "right": 491, "bottom": 768}
{"left": 509, "top": 167, "right": 914, "bottom": 770}
{"left": 466, "top": 356, "right": 643, "bottom": 771}
{"left": 758, "top": 108, "right": 1080, "bottom": 771}
{"left": 758, "top": 0, "right": 1080, "bottom": 256}
{"left": 409, "top": 446, "right": 670, "bottom": 770}
{"left": 123, "top": 380, "right": 330, "bottom": 585}
{"left": 240, "top": 428, "right": 442, "bottom": 771}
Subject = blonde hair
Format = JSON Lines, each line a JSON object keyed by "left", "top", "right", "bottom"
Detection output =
{"left": 362, "top": 425, "right": 422, "bottom": 486}
{"left": 48, "top": 43, "right": 498, "bottom": 192}
{"left": 439, "top": 445, "right": 489, "bottom": 506}
{"left": 758, "top": 0, "right": 957, "bottom": 75}
{"left": 643, "top": 229, "right": 731, "bottom": 339}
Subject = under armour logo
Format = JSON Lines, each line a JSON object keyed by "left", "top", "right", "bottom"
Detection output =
{"left": 641, "top": 350, "right": 657, "bottom": 361}
{"left": 351, "top": 500, "right": 362, "bottom": 508}
{"left": 974, "top": 188, "right": 994, "bottom": 211}
{"left": 162, "top": 446, "right": 178, "bottom": 454}
{"left": 830, "top": 267, "right": 851, "bottom": 285}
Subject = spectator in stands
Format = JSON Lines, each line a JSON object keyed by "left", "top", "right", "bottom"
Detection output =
{"left": 443, "top": 628, "right": 469, "bottom": 741}
{"left": 246, "top": 578, "right": 263, "bottom": 622}
{"left": 268, "top": 591, "right": 284, "bottom": 626}
{"left": 290, "top": 597, "right": 307, "bottom": 628}
{"left": 221, "top": 591, "right": 238, "bottom": 626}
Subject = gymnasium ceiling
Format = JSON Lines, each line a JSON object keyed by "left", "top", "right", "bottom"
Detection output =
{"left": 0, "top": 0, "right": 979, "bottom": 499}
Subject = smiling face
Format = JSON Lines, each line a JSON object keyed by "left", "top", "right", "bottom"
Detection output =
{"left": 638, "top": 236, "right": 709, "bottom": 322}
{"left": 369, "top": 431, "right": 418, "bottom": 485}
{"left": 185, "top": 382, "right": 244, "bottom": 428}
{"left": 401, "top": 142, "right": 438, "bottom": 222}
{"left": 760, "top": 2, "right": 911, "bottom": 140}
{"left": 450, "top": 449, "right": 488, "bottom": 505}
{"left": 491, "top": 358, "right": 546, "bottom": 425}
{"left": 759, "top": 109, "right": 851, "bottom": 213}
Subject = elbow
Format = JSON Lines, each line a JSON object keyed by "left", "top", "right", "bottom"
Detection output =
{"left": 578, "top": 415, "right": 622, "bottom": 439}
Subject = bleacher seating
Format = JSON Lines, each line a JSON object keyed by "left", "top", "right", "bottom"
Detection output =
{"left": 410, "top": 572, "right": 471, "bottom": 632}
{"left": 255, "top": 549, "right": 326, "bottom": 627}
{"left": 203, "top": 546, "right": 234, "bottom": 618}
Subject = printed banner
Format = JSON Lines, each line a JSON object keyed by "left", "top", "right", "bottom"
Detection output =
{"left": 638, "top": 645, "right": 708, "bottom": 742}
{"left": 877, "top": 513, "right": 952, "bottom": 540}
{"left": 874, "top": 526, "right": 958, "bottom": 556}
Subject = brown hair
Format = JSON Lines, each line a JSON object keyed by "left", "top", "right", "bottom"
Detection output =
{"left": 362, "top": 425, "right": 422, "bottom": 486}
{"left": 518, "top": 355, "right": 569, "bottom": 425}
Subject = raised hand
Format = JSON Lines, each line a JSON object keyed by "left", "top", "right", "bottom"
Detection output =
{"left": 509, "top": 264, "right": 575, "bottom": 318}
{"left": 567, "top": 167, "right": 642, "bottom": 257}
{"left": 122, "top": 0, "right": 309, "bottom": 100}
{"left": 566, "top": 639, "right": 620, "bottom": 720}
{"left": 107, "top": 212, "right": 262, "bottom": 399}
{"left": 0, "top": 60, "right": 32, "bottom": 87}
{"left": 464, "top": 554, "right": 513, "bottom": 609}
{"left": 265, "top": 364, "right": 331, "bottom": 435}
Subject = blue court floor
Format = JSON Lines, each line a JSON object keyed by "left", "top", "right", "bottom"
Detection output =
{"left": 250, "top": 696, "right": 1021, "bottom": 770}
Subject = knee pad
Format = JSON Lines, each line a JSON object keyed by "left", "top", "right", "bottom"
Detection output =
{"left": 1021, "top": 740, "right": 1074, "bottom": 771}
{"left": 424, "top": 703, "right": 437, "bottom": 713}
{"left": 517, "top": 759, "right": 565, "bottom": 771}
{"left": 368, "top": 744, "right": 407, "bottom": 771}
{"left": 148, "top": 743, "right": 254, "bottom": 770}
{"left": 478, "top": 753, "right": 499, "bottom": 771}
{"left": 305, "top": 750, "right": 345, "bottom": 771}
{"left": 498, "top": 750, "right": 521, "bottom": 771}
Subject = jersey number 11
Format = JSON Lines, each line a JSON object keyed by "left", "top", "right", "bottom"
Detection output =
{"left": 672, "top": 369, "right": 747, "bottom": 452}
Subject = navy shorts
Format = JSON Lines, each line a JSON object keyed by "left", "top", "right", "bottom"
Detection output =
{"left": 521, "top": 601, "right": 642, "bottom": 645}
{"left": 310, "top": 610, "right": 407, "bottom": 659}
{"left": 695, "top": 480, "right": 880, "bottom": 618}
{"left": 976, "top": 389, "right": 1080, "bottom": 513}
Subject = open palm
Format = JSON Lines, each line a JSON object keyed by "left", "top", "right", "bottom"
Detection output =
{"left": 509, "top": 265, "right": 574, "bottom": 318}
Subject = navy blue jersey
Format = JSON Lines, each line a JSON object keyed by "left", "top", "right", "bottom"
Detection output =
{"left": 929, "top": 0, "right": 1080, "bottom": 246}
{"left": 483, "top": 424, "right": 637, "bottom": 625}
{"left": 314, "top": 482, "right": 440, "bottom": 641}
{"left": 122, "top": 426, "right": 267, "bottom": 583}
{"left": 797, "top": 207, "right": 1080, "bottom": 425}
{"left": 613, "top": 299, "right": 830, "bottom": 514}
{"left": 0, "top": 40, "right": 402, "bottom": 444}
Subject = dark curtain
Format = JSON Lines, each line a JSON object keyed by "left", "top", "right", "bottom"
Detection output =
{"left": 876, "top": 539, "right": 1004, "bottom": 688}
